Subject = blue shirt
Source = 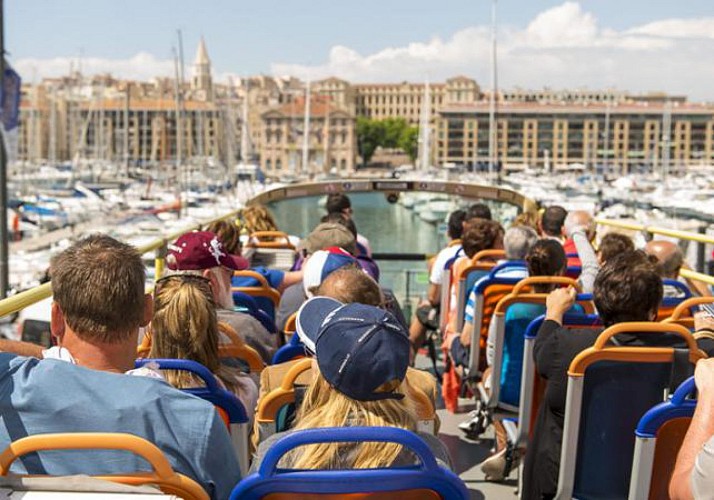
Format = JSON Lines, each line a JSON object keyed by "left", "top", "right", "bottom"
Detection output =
{"left": 232, "top": 266, "right": 284, "bottom": 289}
{"left": 0, "top": 354, "right": 240, "bottom": 499}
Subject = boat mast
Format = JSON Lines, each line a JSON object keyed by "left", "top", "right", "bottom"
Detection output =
{"left": 123, "top": 82, "right": 130, "bottom": 177}
{"left": 0, "top": 0, "right": 9, "bottom": 297}
{"left": 240, "top": 79, "right": 250, "bottom": 163}
{"left": 603, "top": 95, "right": 611, "bottom": 178}
{"left": 173, "top": 47, "right": 183, "bottom": 217}
{"left": 661, "top": 100, "right": 672, "bottom": 190}
{"left": 419, "top": 79, "right": 431, "bottom": 171}
{"left": 488, "top": 0, "right": 498, "bottom": 183}
{"left": 301, "top": 79, "right": 311, "bottom": 177}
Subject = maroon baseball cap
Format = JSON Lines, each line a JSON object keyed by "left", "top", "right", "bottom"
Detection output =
{"left": 166, "top": 231, "right": 250, "bottom": 271}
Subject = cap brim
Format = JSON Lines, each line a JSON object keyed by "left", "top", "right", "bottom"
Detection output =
{"left": 295, "top": 297, "right": 343, "bottom": 353}
{"left": 221, "top": 253, "right": 250, "bottom": 271}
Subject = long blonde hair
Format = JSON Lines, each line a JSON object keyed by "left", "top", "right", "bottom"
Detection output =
{"left": 242, "top": 205, "right": 278, "bottom": 234}
{"left": 287, "top": 372, "right": 417, "bottom": 470}
{"left": 149, "top": 275, "right": 240, "bottom": 392}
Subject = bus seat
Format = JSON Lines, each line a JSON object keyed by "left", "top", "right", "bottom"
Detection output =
{"left": 229, "top": 427, "right": 469, "bottom": 500}
{"left": 662, "top": 296, "right": 714, "bottom": 330}
{"left": 629, "top": 376, "right": 696, "bottom": 500}
{"left": 272, "top": 333, "right": 307, "bottom": 365}
{"left": 232, "top": 291, "right": 278, "bottom": 334}
{"left": 135, "top": 358, "right": 250, "bottom": 478}
{"left": 244, "top": 232, "right": 296, "bottom": 272}
{"left": 556, "top": 322, "right": 704, "bottom": 500}
{"left": 232, "top": 271, "right": 281, "bottom": 321}
{"left": 516, "top": 313, "right": 602, "bottom": 449}
{"left": 0, "top": 432, "right": 208, "bottom": 500}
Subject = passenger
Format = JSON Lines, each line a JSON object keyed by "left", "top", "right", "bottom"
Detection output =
{"left": 562, "top": 210, "right": 595, "bottom": 268}
{"left": 325, "top": 193, "right": 372, "bottom": 256}
{"left": 476, "top": 240, "right": 567, "bottom": 481}
{"left": 596, "top": 232, "right": 634, "bottom": 265}
{"left": 206, "top": 218, "right": 302, "bottom": 293}
{"left": 251, "top": 297, "right": 451, "bottom": 471}
{"left": 465, "top": 202, "right": 493, "bottom": 222}
{"left": 563, "top": 211, "right": 599, "bottom": 294}
{"left": 148, "top": 274, "right": 258, "bottom": 419}
{"left": 0, "top": 234, "right": 239, "bottom": 499}
{"left": 253, "top": 267, "right": 438, "bottom": 449}
{"left": 538, "top": 205, "right": 567, "bottom": 242}
{"left": 512, "top": 211, "right": 539, "bottom": 232}
{"left": 302, "top": 247, "right": 360, "bottom": 298}
{"left": 441, "top": 219, "right": 504, "bottom": 413}
{"left": 242, "top": 204, "right": 300, "bottom": 248}
{"left": 166, "top": 231, "right": 277, "bottom": 363}
{"left": 275, "top": 222, "right": 356, "bottom": 331}
{"left": 449, "top": 225, "right": 538, "bottom": 369}
{"left": 320, "top": 211, "right": 380, "bottom": 280}
{"left": 670, "top": 330, "right": 714, "bottom": 499}
{"left": 522, "top": 250, "right": 714, "bottom": 499}
{"left": 645, "top": 239, "right": 711, "bottom": 297}
{"left": 408, "top": 209, "right": 467, "bottom": 354}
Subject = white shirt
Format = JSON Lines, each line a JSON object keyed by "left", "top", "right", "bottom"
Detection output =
{"left": 429, "top": 244, "right": 463, "bottom": 286}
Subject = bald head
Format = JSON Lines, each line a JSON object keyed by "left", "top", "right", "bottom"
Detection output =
{"left": 645, "top": 240, "right": 683, "bottom": 278}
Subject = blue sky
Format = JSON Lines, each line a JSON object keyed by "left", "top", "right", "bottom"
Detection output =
{"left": 7, "top": 1, "right": 714, "bottom": 100}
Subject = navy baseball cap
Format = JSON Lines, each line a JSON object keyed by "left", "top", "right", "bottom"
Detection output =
{"left": 295, "top": 297, "right": 410, "bottom": 401}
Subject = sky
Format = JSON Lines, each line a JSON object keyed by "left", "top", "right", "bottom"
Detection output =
{"left": 7, "top": 0, "right": 714, "bottom": 101}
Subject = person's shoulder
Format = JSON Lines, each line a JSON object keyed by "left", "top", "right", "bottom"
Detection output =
{"left": 218, "top": 308, "right": 267, "bottom": 331}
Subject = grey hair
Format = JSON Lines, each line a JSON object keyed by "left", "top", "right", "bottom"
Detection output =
{"left": 504, "top": 226, "right": 539, "bottom": 260}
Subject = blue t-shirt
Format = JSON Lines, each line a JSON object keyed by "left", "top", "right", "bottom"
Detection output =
{"left": 0, "top": 354, "right": 240, "bottom": 499}
{"left": 232, "top": 266, "right": 284, "bottom": 289}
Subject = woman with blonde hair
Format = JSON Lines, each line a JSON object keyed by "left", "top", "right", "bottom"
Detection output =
{"left": 149, "top": 274, "right": 258, "bottom": 418}
{"left": 251, "top": 298, "right": 452, "bottom": 470}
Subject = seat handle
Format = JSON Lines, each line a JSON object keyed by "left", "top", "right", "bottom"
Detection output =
{"left": 0, "top": 433, "right": 175, "bottom": 480}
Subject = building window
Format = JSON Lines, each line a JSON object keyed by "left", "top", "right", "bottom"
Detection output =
{"left": 266, "top": 159, "right": 272, "bottom": 170}
{"left": 276, "top": 158, "right": 282, "bottom": 170}
{"left": 341, "top": 158, "right": 347, "bottom": 170}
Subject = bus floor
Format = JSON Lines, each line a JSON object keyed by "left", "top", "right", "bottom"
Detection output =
{"left": 415, "top": 353, "right": 517, "bottom": 499}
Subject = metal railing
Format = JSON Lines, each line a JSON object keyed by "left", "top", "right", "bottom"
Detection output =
{"left": 595, "top": 218, "right": 714, "bottom": 284}
{"left": 0, "top": 210, "right": 241, "bottom": 319}
{"left": 1, "top": 208, "right": 714, "bottom": 320}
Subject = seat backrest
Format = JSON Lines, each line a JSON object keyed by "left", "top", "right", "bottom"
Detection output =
{"left": 246, "top": 231, "right": 295, "bottom": 250}
{"left": 232, "top": 291, "right": 278, "bottom": 334}
{"left": 557, "top": 323, "right": 704, "bottom": 500}
{"left": 489, "top": 280, "right": 591, "bottom": 411}
{"left": 282, "top": 312, "right": 297, "bottom": 343}
{"left": 135, "top": 358, "right": 248, "bottom": 425}
{"left": 516, "top": 313, "right": 602, "bottom": 447}
{"left": 0, "top": 433, "right": 208, "bottom": 500}
{"left": 232, "top": 271, "right": 281, "bottom": 321}
{"left": 257, "top": 358, "right": 313, "bottom": 437}
{"left": 272, "top": 333, "right": 307, "bottom": 365}
{"left": 451, "top": 249, "right": 506, "bottom": 332}
{"left": 229, "top": 427, "right": 469, "bottom": 500}
{"left": 466, "top": 277, "right": 522, "bottom": 375}
{"left": 629, "top": 376, "right": 696, "bottom": 500}
{"left": 662, "top": 296, "right": 714, "bottom": 330}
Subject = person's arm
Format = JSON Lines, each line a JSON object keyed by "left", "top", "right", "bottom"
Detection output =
{"left": 570, "top": 229, "right": 598, "bottom": 294}
{"left": 427, "top": 283, "right": 440, "bottom": 306}
{"left": 0, "top": 339, "right": 44, "bottom": 358}
{"left": 533, "top": 288, "right": 576, "bottom": 376}
{"left": 670, "top": 359, "right": 714, "bottom": 499}
{"left": 278, "top": 270, "right": 302, "bottom": 293}
{"left": 198, "top": 409, "right": 242, "bottom": 500}
{"left": 485, "top": 318, "right": 497, "bottom": 367}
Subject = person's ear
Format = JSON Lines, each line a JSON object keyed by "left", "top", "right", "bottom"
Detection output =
{"left": 141, "top": 294, "right": 153, "bottom": 327}
{"left": 50, "top": 302, "right": 66, "bottom": 343}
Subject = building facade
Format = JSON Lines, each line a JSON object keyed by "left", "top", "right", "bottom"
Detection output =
{"left": 434, "top": 100, "right": 714, "bottom": 174}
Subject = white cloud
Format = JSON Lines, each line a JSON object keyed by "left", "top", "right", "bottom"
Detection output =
{"left": 14, "top": 52, "right": 175, "bottom": 83}
{"left": 271, "top": 2, "right": 714, "bottom": 101}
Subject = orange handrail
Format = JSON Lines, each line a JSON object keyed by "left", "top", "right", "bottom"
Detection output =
{"left": 0, "top": 433, "right": 208, "bottom": 500}
{"left": 512, "top": 276, "right": 580, "bottom": 295}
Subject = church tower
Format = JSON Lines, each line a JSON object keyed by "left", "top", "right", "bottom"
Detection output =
{"left": 191, "top": 37, "right": 213, "bottom": 101}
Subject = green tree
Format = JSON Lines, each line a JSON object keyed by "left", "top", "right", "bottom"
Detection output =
{"left": 356, "top": 117, "right": 383, "bottom": 165}
{"left": 356, "top": 117, "right": 419, "bottom": 165}
{"left": 398, "top": 126, "right": 419, "bottom": 162}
